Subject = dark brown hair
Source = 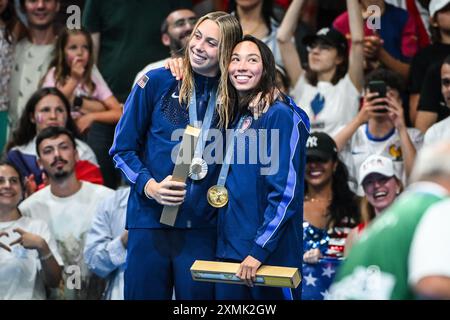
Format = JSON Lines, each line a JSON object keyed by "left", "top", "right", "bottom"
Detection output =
{"left": 1, "top": 0, "right": 17, "bottom": 44}
{"left": 228, "top": 35, "right": 284, "bottom": 118}
{"left": 7, "top": 87, "right": 80, "bottom": 150}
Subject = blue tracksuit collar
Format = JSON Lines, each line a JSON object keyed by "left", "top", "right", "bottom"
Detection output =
{"left": 193, "top": 72, "right": 219, "bottom": 96}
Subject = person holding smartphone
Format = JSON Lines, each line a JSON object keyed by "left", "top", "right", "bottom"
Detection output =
{"left": 333, "top": 68, "right": 423, "bottom": 195}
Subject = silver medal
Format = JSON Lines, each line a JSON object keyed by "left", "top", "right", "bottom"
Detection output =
{"left": 189, "top": 157, "right": 208, "bottom": 180}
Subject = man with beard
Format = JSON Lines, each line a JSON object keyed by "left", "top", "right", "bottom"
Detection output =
{"left": 19, "top": 126, "right": 114, "bottom": 299}
{"left": 133, "top": 8, "right": 197, "bottom": 86}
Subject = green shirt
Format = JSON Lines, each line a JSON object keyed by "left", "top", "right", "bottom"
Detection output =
{"left": 82, "top": 0, "right": 189, "bottom": 102}
{"left": 330, "top": 185, "right": 446, "bottom": 300}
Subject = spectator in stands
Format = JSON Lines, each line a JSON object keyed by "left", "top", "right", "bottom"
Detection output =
{"left": 277, "top": 0, "right": 364, "bottom": 136}
{"left": 9, "top": 0, "right": 60, "bottom": 129}
{"left": 6, "top": 87, "right": 102, "bottom": 194}
{"left": 0, "top": 160, "right": 62, "bottom": 300}
{"left": 41, "top": 28, "right": 122, "bottom": 134}
{"left": 344, "top": 155, "right": 402, "bottom": 255}
{"left": 330, "top": 141, "right": 450, "bottom": 300}
{"left": 0, "top": 0, "right": 21, "bottom": 152}
{"left": 133, "top": 7, "right": 197, "bottom": 85}
{"left": 334, "top": 68, "right": 422, "bottom": 194}
{"left": 303, "top": 132, "right": 360, "bottom": 264}
{"left": 230, "top": 0, "right": 285, "bottom": 67}
{"left": 19, "top": 126, "right": 114, "bottom": 299}
{"left": 334, "top": 0, "right": 419, "bottom": 79}
{"left": 411, "top": 0, "right": 450, "bottom": 127}
{"left": 423, "top": 54, "right": 450, "bottom": 144}
{"left": 84, "top": 186, "right": 129, "bottom": 300}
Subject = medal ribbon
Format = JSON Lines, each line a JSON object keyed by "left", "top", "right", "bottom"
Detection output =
{"left": 216, "top": 115, "right": 246, "bottom": 187}
{"left": 189, "top": 85, "right": 217, "bottom": 159}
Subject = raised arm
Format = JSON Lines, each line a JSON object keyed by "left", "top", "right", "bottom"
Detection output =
{"left": 91, "top": 32, "right": 100, "bottom": 65}
{"left": 347, "top": 0, "right": 365, "bottom": 93}
{"left": 276, "top": 0, "right": 305, "bottom": 87}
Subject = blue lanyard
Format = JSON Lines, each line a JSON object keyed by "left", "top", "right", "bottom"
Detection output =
{"left": 217, "top": 115, "right": 246, "bottom": 187}
{"left": 189, "top": 85, "right": 217, "bottom": 159}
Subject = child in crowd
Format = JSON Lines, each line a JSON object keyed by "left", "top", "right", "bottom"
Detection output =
{"left": 41, "top": 28, "right": 122, "bottom": 134}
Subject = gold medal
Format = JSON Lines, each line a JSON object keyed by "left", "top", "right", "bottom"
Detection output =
{"left": 189, "top": 157, "right": 208, "bottom": 180}
{"left": 207, "top": 185, "right": 229, "bottom": 208}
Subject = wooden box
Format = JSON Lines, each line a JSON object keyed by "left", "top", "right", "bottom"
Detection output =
{"left": 190, "top": 260, "right": 301, "bottom": 288}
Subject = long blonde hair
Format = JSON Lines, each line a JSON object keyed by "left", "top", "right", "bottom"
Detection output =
{"left": 179, "top": 12, "right": 242, "bottom": 128}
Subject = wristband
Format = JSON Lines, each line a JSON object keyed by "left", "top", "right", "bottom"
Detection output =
{"left": 39, "top": 252, "right": 53, "bottom": 261}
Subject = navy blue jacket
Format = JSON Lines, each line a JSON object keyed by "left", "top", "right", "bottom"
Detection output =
{"left": 216, "top": 96, "right": 310, "bottom": 267}
{"left": 110, "top": 68, "right": 220, "bottom": 229}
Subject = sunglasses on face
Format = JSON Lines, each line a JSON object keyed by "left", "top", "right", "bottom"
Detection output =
{"left": 307, "top": 41, "right": 334, "bottom": 52}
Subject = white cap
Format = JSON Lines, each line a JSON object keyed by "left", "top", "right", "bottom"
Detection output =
{"left": 358, "top": 155, "right": 396, "bottom": 186}
{"left": 429, "top": 0, "right": 450, "bottom": 17}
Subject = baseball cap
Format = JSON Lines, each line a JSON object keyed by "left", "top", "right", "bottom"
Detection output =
{"left": 303, "top": 27, "right": 348, "bottom": 53}
{"left": 429, "top": 0, "right": 450, "bottom": 17}
{"left": 306, "top": 132, "right": 338, "bottom": 161}
{"left": 358, "top": 155, "right": 396, "bottom": 186}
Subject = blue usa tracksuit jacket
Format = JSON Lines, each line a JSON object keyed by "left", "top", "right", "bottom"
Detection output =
{"left": 110, "top": 68, "right": 220, "bottom": 229}
{"left": 109, "top": 68, "right": 220, "bottom": 299}
{"left": 215, "top": 97, "right": 310, "bottom": 300}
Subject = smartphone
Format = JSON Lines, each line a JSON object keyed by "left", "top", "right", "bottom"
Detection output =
{"left": 367, "top": 80, "right": 387, "bottom": 113}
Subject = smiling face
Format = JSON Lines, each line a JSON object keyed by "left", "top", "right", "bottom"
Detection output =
{"left": 23, "top": 0, "right": 59, "bottom": 30}
{"left": 64, "top": 33, "right": 90, "bottom": 68}
{"left": 0, "top": 165, "right": 22, "bottom": 209}
{"left": 362, "top": 173, "right": 399, "bottom": 213}
{"left": 32, "top": 94, "right": 68, "bottom": 133}
{"left": 305, "top": 157, "right": 336, "bottom": 189}
{"left": 164, "top": 9, "right": 197, "bottom": 53}
{"left": 228, "top": 41, "right": 263, "bottom": 94}
{"left": 188, "top": 19, "right": 220, "bottom": 77}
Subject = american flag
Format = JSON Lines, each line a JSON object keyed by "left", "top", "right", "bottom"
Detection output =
{"left": 137, "top": 74, "right": 149, "bottom": 89}
{"left": 302, "top": 257, "right": 342, "bottom": 300}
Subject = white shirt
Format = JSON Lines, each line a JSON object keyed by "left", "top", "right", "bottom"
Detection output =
{"left": 84, "top": 187, "right": 129, "bottom": 300}
{"left": 291, "top": 73, "right": 360, "bottom": 136}
{"left": 19, "top": 181, "right": 114, "bottom": 299}
{"left": 423, "top": 117, "right": 450, "bottom": 146}
{"left": 0, "top": 216, "right": 63, "bottom": 300}
{"left": 9, "top": 39, "right": 53, "bottom": 128}
{"left": 408, "top": 197, "right": 450, "bottom": 289}
{"left": 340, "top": 124, "right": 423, "bottom": 195}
